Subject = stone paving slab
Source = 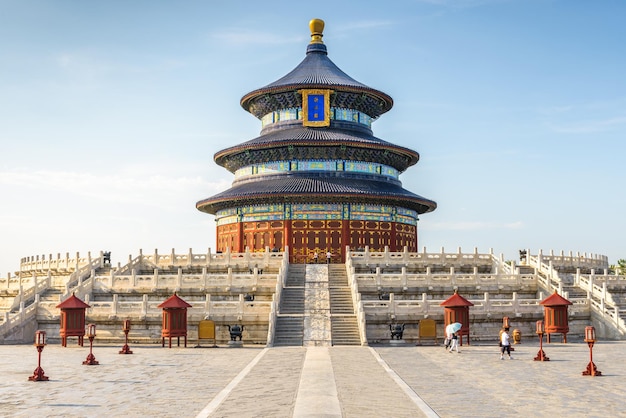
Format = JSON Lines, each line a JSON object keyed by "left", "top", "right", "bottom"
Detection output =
{"left": 0, "top": 344, "right": 261, "bottom": 418}
{"left": 330, "top": 347, "right": 429, "bottom": 418}
{"left": 0, "top": 341, "right": 624, "bottom": 417}
{"left": 376, "top": 341, "right": 624, "bottom": 418}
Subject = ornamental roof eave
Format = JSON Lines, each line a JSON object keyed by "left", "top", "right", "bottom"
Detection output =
{"left": 195, "top": 174, "right": 437, "bottom": 215}
{"left": 214, "top": 143, "right": 419, "bottom": 173}
{"left": 196, "top": 193, "right": 437, "bottom": 216}
{"left": 212, "top": 126, "right": 420, "bottom": 172}
{"left": 241, "top": 85, "right": 393, "bottom": 119}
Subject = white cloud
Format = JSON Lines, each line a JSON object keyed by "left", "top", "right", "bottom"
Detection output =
{"left": 211, "top": 29, "right": 303, "bottom": 46}
{"left": 423, "top": 220, "right": 523, "bottom": 231}
{"left": 549, "top": 115, "right": 626, "bottom": 134}
{"left": 0, "top": 168, "right": 230, "bottom": 209}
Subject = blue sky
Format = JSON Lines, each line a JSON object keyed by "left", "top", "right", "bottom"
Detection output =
{"left": 1, "top": 0, "right": 624, "bottom": 274}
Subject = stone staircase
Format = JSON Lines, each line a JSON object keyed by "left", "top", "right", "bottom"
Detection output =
{"left": 272, "top": 264, "right": 361, "bottom": 346}
{"left": 329, "top": 265, "right": 361, "bottom": 345}
{"left": 273, "top": 264, "right": 305, "bottom": 346}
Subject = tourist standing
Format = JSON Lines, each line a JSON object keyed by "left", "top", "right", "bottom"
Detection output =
{"left": 313, "top": 251, "right": 319, "bottom": 264}
{"left": 500, "top": 327, "right": 513, "bottom": 359}
{"left": 326, "top": 251, "right": 332, "bottom": 264}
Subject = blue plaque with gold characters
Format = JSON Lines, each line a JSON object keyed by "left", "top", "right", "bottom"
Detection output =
{"left": 300, "top": 89, "right": 331, "bottom": 127}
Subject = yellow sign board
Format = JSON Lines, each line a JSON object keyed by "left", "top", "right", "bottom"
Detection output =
{"left": 198, "top": 319, "right": 216, "bottom": 340}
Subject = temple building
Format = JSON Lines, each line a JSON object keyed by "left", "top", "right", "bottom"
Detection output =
{"left": 196, "top": 19, "right": 436, "bottom": 263}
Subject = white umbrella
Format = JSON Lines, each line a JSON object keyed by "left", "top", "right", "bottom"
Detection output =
{"left": 446, "top": 322, "right": 462, "bottom": 336}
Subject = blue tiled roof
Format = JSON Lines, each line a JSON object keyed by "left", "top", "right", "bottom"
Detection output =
{"left": 213, "top": 126, "right": 420, "bottom": 172}
{"left": 227, "top": 126, "right": 410, "bottom": 150}
{"left": 196, "top": 174, "right": 437, "bottom": 215}
{"left": 240, "top": 40, "right": 393, "bottom": 117}
{"left": 263, "top": 44, "right": 368, "bottom": 89}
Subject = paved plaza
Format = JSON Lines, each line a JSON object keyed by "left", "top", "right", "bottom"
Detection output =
{"left": 1, "top": 339, "right": 623, "bottom": 417}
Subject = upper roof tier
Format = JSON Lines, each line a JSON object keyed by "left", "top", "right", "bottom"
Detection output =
{"left": 240, "top": 19, "right": 393, "bottom": 119}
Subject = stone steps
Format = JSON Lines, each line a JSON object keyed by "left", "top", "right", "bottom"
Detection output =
{"left": 273, "top": 316, "right": 304, "bottom": 346}
{"left": 330, "top": 288, "right": 354, "bottom": 314}
{"left": 272, "top": 267, "right": 307, "bottom": 345}
{"left": 280, "top": 288, "right": 305, "bottom": 315}
{"left": 331, "top": 316, "right": 361, "bottom": 345}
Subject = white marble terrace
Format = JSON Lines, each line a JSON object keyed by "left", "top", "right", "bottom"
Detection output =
{"left": 1, "top": 246, "right": 624, "bottom": 343}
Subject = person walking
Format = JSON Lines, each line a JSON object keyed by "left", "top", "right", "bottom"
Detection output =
{"left": 326, "top": 250, "right": 332, "bottom": 264}
{"left": 313, "top": 251, "right": 319, "bottom": 264}
{"left": 448, "top": 332, "right": 460, "bottom": 353}
{"left": 500, "top": 327, "right": 513, "bottom": 360}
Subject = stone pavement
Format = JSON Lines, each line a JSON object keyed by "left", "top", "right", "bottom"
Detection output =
{"left": 0, "top": 340, "right": 624, "bottom": 417}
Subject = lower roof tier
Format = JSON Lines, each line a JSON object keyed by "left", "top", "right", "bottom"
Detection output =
{"left": 196, "top": 174, "right": 437, "bottom": 215}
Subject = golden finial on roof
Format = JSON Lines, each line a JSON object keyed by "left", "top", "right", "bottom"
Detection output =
{"left": 309, "top": 18, "right": 325, "bottom": 44}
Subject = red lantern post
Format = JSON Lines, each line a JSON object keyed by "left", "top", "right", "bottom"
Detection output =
{"left": 28, "top": 330, "right": 49, "bottom": 381}
{"left": 119, "top": 319, "right": 133, "bottom": 354}
{"left": 502, "top": 316, "right": 510, "bottom": 329}
{"left": 582, "top": 326, "right": 602, "bottom": 376}
{"left": 533, "top": 320, "right": 550, "bottom": 361}
{"left": 83, "top": 324, "right": 99, "bottom": 365}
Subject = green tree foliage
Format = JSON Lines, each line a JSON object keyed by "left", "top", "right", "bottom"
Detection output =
{"left": 610, "top": 259, "right": 626, "bottom": 275}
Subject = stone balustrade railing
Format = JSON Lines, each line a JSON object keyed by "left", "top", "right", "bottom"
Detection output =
{"left": 576, "top": 270, "right": 626, "bottom": 331}
{"left": 1, "top": 295, "right": 40, "bottom": 336}
{"left": 346, "top": 256, "right": 367, "bottom": 345}
{"left": 529, "top": 256, "right": 626, "bottom": 336}
{"left": 347, "top": 246, "right": 497, "bottom": 268}
{"left": 576, "top": 270, "right": 626, "bottom": 290}
{"left": 361, "top": 292, "right": 590, "bottom": 318}
{"left": 133, "top": 247, "right": 283, "bottom": 270}
{"left": 266, "top": 247, "right": 289, "bottom": 346}
{"left": 92, "top": 269, "right": 278, "bottom": 293}
{"left": 527, "top": 249, "right": 609, "bottom": 271}
{"left": 36, "top": 294, "right": 272, "bottom": 323}
{"left": 19, "top": 251, "right": 96, "bottom": 274}
{"left": 352, "top": 269, "right": 537, "bottom": 291}
{"left": 7, "top": 274, "right": 51, "bottom": 312}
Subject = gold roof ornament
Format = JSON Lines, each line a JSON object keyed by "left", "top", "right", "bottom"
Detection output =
{"left": 309, "top": 18, "right": 324, "bottom": 44}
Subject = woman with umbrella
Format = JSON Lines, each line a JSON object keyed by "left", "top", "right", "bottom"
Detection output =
{"left": 446, "top": 322, "right": 462, "bottom": 353}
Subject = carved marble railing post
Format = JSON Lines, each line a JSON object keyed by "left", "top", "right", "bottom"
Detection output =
{"left": 112, "top": 294, "right": 118, "bottom": 317}
{"left": 204, "top": 294, "right": 211, "bottom": 317}
{"left": 401, "top": 267, "right": 408, "bottom": 290}
{"left": 206, "top": 248, "right": 212, "bottom": 266}
{"left": 141, "top": 294, "right": 148, "bottom": 318}
{"left": 483, "top": 292, "right": 490, "bottom": 313}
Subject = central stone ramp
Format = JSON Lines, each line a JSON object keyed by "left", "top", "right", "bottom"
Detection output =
{"left": 197, "top": 346, "right": 434, "bottom": 417}
{"left": 303, "top": 264, "right": 332, "bottom": 346}
{"left": 293, "top": 347, "right": 342, "bottom": 417}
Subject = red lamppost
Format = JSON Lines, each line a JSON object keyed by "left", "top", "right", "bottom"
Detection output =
{"left": 502, "top": 316, "right": 510, "bottom": 328}
{"left": 119, "top": 319, "right": 133, "bottom": 354}
{"left": 582, "top": 326, "right": 602, "bottom": 376}
{"left": 28, "top": 330, "right": 49, "bottom": 381}
{"left": 82, "top": 323, "right": 99, "bottom": 365}
{"left": 534, "top": 320, "right": 550, "bottom": 361}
